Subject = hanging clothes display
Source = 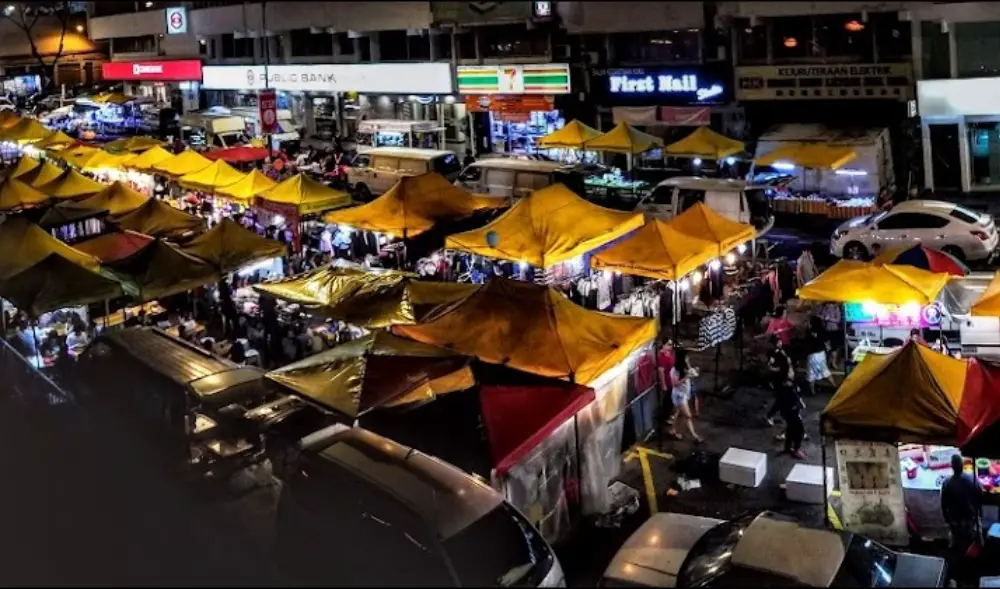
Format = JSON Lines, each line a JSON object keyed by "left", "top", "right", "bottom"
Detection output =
{"left": 696, "top": 306, "right": 737, "bottom": 350}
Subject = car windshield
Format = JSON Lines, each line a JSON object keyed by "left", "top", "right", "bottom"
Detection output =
{"left": 442, "top": 503, "right": 554, "bottom": 587}
{"left": 458, "top": 166, "right": 482, "bottom": 183}
{"left": 677, "top": 516, "right": 754, "bottom": 588}
{"left": 833, "top": 536, "right": 897, "bottom": 587}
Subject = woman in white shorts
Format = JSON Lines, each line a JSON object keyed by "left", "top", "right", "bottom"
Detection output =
{"left": 669, "top": 348, "right": 703, "bottom": 443}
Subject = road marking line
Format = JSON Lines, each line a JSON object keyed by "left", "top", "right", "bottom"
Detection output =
{"left": 638, "top": 450, "right": 659, "bottom": 516}
{"left": 827, "top": 501, "right": 844, "bottom": 530}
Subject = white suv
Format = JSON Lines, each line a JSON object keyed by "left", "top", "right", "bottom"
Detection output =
{"left": 831, "top": 200, "right": 999, "bottom": 262}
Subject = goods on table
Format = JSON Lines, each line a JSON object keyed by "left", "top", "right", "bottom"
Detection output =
{"left": 771, "top": 194, "right": 876, "bottom": 219}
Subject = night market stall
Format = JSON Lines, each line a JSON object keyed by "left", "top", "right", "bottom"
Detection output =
{"left": 254, "top": 173, "right": 353, "bottom": 251}
{"left": 203, "top": 145, "right": 269, "bottom": 165}
{"left": 123, "top": 145, "right": 175, "bottom": 174}
{"left": 151, "top": 149, "right": 213, "bottom": 179}
{"left": 102, "top": 136, "right": 166, "bottom": 154}
{"left": 0, "top": 177, "right": 50, "bottom": 213}
{"left": 108, "top": 197, "right": 205, "bottom": 240}
{"left": 0, "top": 117, "right": 54, "bottom": 145}
{"left": 872, "top": 245, "right": 970, "bottom": 277}
{"left": 181, "top": 218, "right": 285, "bottom": 276}
{"left": 536, "top": 119, "right": 602, "bottom": 163}
{"left": 213, "top": 169, "right": 276, "bottom": 204}
{"left": 7, "top": 155, "right": 40, "bottom": 179}
{"left": 74, "top": 231, "right": 154, "bottom": 264}
{"left": 36, "top": 201, "right": 108, "bottom": 243}
{"left": 177, "top": 159, "right": 246, "bottom": 195}
{"left": 394, "top": 278, "right": 657, "bottom": 524}
{"left": 662, "top": 126, "right": 745, "bottom": 175}
{"left": 29, "top": 130, "right": 77, "bottom": 152}
{"left": 21, "top": 160, "right": 65, "bottom": 190}
{"left": 36, "top": 169, "right": 106, "bottom": 200}
{"left": 77, "top": 181, "right": 150, "bottom": 217}
{"left": 100, "top": 238, "right": 220, "bottom": 303}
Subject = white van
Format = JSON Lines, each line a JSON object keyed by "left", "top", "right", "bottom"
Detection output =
{"left": 347, "top": 147, "right": 462, "bottom": 200}
{"left": 457, "top": 158, "right": 566, "bottom": 199}
{"left": 636, "top": 177, "right": 775, "bottom": 233}
{"left": 179, "top": 112, "right": 248, "bottom": 148}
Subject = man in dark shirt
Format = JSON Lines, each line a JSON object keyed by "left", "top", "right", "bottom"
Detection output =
{"left": 765, "top": 335, "right": 793, "bottom": 425}
{"left": 942, "top": 454, "right": 983, "bottom": 561}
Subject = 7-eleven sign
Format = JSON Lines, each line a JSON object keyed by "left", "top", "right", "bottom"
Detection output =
{"left": 497, "top": 66, "right": 524, "bottom": 94}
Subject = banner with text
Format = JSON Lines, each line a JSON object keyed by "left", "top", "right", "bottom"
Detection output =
{"left": 835, "top": 440, "right": 909, "bottom": 546}
{"left": 258, "top": 89, "right": 278, "bottom": 135}
{"left": 589, "top": 64, "right": 732, "bottom": 107}
{"left": 736, "top": 63, "right": 912, "bottom": 102}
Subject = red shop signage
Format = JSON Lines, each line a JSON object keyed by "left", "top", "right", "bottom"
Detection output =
{"left": 101, "top": 60, "right": 203, "bottom": 82}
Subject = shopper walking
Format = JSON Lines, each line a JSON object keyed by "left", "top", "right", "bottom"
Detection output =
{"left": 668, "top": 348, "right": 703, "bottom": 443}
{"left": 941, "top": 453, "right": 983, "bottom": 569}
{"left": 777, "top": 376, "right": 807, "bottom": 459}
{"left": 764, "top": 334, "right": 793, "bottom": 425}
{"left": 804, "top": 316, "right": 835, "bottom": 395}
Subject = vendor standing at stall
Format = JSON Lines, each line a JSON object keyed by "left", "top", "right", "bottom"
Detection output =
{"left": 941, "top": 453, "right": 983, "bottom": 570}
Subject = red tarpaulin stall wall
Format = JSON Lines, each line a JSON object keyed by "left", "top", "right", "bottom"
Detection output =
{"left": 480, "top": 382, "right": 596, "bottom": 476}
{"left": 958, "top": 358, "right": 1000, "bottom": 457}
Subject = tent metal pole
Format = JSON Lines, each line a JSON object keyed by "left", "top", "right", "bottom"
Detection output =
{"left": 822, "top": 436, "right": 831, "bottom": 529}
{"left": 842, "top": 304, "right": 849, "bottom": 375}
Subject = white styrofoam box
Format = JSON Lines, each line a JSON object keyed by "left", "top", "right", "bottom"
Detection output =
{"left": 785, "top": 463, "right": 834, "bottom": 504}
{"left": 720, "top": 447, "right": 768, "bottom": 488}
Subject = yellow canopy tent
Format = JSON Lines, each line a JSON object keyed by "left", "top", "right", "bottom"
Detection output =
{"left": 76, "top": 181, "right": 150, "bottom": 216}
{"left": 822, "top": 341, "right": 968, "bottom": 443}
{"left": 537, "top": 120, "right": 603, "bottom": 149}
{"left": 266, "top": 331, "right": 475, "bottom": 418}
{"left": 80, "top": 151, "right": 135, "bottom": 172}
{"left": 124, "top": 145, "right": 175, "bottom": 173}
{"left": 181, "top": 218, "right": 285, "bottom": 274}
{"left": 102, "top": 136, "right": 166, "bottom": 153}
{"left": 971, "top": 271, "right": 1000, "bottom": 316}
{"left": 0, "top": 252, "right": 123, "bottom": 317}
{"left": 36, "top": 169, "right": 107, "bottom": 199}
{"left": 55, "top": 145, "right": 103, "bottom": 168}
{"left": 8, "top": 155, "right": 40, "bottom": 179}
{"left": 584, "top": 122, "right": 664, "bottom": 154}
{"left": 0, "top": 178, "right": 51, "bottom": 212}
{"left": 89, "top": 92, "right": 133, "bottom": 105}
{"left": 0, "top": 216, "right": 102, "bottom": 280}
{"left": 591, "top": 203, "right": 754, "bottom": 280}
{"left": 0, "top": 117, "right": 52, "bottom": 143}
{"left": 445, "top": 183, "right": 644, "bottom": 268}
{"left": 394, "top": 277, "right": 657, "bottom": 385}
{"left": 101, "top": 239, "right": 220, "bottom": 302}
{"left": 797, "top": 260, "right": 952, "bottom": 306}
{"left": 256, "top": 173, "right": 352, "bottom": 215}
{"left": 254, "top": 263, "right": 477, "bottom": 329}
{"left": 22, "top": 160, "right": 65, "bottom": 188}
{"left": 754, "top": 143, "right": 857, "bottom": 170}
{"left": 110, "top": 198, "right": 205, "bottom": 240}
{"left": 0, "top": 111, "right": 19, "bottom": 129}
{"left": 177, "top": 159, "right": 246, "bottom": 194}
{"left": 30, "top": 130, "right": 76, "bottom": 151}
{"left": 663, "top": 126, "right": 744, "bottom": 160}
{"left": 213, "top": 168, "right": 277, "bottom": 202}
{"left": 324, "top": 172, "right": 503, "bottom": 238}
{"left": 151, "top": 148, "right": 213, "bottom": 177}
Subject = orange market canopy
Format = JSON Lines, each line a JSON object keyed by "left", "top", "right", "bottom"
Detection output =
{"left": 181, "top": 218, "right": 285, "bottom": 274}
{"left": 325, "top": 173, "right": 503, "bottom": 238}
{"left": 797, "top": 260, "right": 952, "bottom": 306}
{"left": 584, "top": 122, "right": 664, "bottom": 154}
{"left": 822, "top": 342, "right": 968, "bottom": 443}
{"left": 0, "top": 216, "right": 102, "bottom": 280}
{"left": 177, "top": 159, "right": 246, "bottom": 193}
{"left": 125, "top": 145, "right": 175, "bottom": 173}
{"left": 754, "top": 143, "right": 857, "bottom": 170}
{"left": 663, "top": 126, "right": 744, "bottom": 160}
{"left": 445, "top": 183, "right": 644, "bottom": 268}
{"left": 0, "top": 177, "right": 51, "bottom": 212}
{"left": 213, "top": 168, "right": 277, "bottom": 202}
{"left": 102, "top": 239, "right": 220, "bottom": 302}
{"left": 36, "top": 168, "right": 106, "bottom": 199}
{"left": 256, "top": 173, "right": 352, "bottom": 215}
{"left": 102, "top": 136, "right": 166, "bottom": 153}
{"left": 0, "top": 117, "right": 52, "bottom": 143}
{"left": 591, "top": 203, "right": 756, "bottom": 280}
{"left": 110, "top": 198, "right": 205, "bottom": 240}
{"left": 394, "top": 278, "right": 657, "bottom": 385}
{"left": 537, "top": 119, "right": 603, "bottom": 149}
{"left": 8, "top": 155, "right": 40, "bottom": 179}
{"left": 77, "top": 181, "right": 150, "bottom": 216}
{"left": 151, "top": 148, "right": 213, "bottom": 177}
{"left": 74, "top": 231, "right": 154, "bottom": 264}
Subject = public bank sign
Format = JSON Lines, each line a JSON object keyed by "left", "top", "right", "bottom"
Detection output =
{"left": 201, "top": 63, "right": 454, "bottom": 94}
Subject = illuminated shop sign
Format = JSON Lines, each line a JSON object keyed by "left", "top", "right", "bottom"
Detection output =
{"left": 202, "top": 63, "right": 454, "bottom": 94}
{"left": 608, "top": 73, "right": 724, "bottom": 102}
{"left": 845, "top": 301, "right": 942, "bottom": 328}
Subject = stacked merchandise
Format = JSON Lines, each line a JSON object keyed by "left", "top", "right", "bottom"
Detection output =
{"left": 771, "top": 193, "right": 876, "bottom": 218}
{"left": 696, "top": 306, "right": 738, "bottom": 350}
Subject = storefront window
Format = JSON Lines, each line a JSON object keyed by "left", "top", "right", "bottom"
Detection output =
{"left": 921, "top": 21, "right": 950, "bottom": 79}
{"left": 456, "top": 31, "right": 476, "bottom": 60}
{"left": 872, "top": 12, "right": 911, "bottom": 60}
{"left": 290, "top": 28, "right": 334, "bottom": 57}
{"left": 220, "top": 33, "right": 255, "bottom": 59}
{"left": 956, "top": 21, "right": 1000, "bottom": 78}
{"left": 337, "top": 33, "right": 354, "bottom": 56}
{"left": 432, "top": 32, "right": 452, "bottom": 60}
{"left": 609, "top": 30, "right": 700, "bottom": 64}
{"left": 771, "top": 16, "right": 812, "bottom": 60}
{"left": 968, "top": 121, "right": 1000, "bottom": 187}
{"left": 479, "top": 24, "right": 549, "bottom": 59}
{"left": 735, "top": 18, "right": 768, "bottom": 62}
{"left": 813, "top": 14, "right": 873, "bottom": 60}
{"left": 113, "top": 34, "right": 157, "bottom": 54}
{"left": 380, "top": 31, "right": 409, "bottom": 61}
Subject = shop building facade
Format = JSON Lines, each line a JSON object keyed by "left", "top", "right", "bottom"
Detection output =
{"left": 101, "top": 59, "right": 204, "bottom": 113}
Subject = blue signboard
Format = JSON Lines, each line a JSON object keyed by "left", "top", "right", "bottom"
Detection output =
{"left": 590, "top": 65, "right": 732, "bottom": 106}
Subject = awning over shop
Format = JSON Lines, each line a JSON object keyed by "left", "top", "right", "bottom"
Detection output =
{"left": 102, "top": 136, "right": 166, "bottom": 153}
{"left": 394, "top": 278, "right": 657, "bottom": 385}
{"left": 181, "top": 218, "right": 285, "bottom": 274}
{"left": 0, "top": 177, "right": 50, "bottom": 212}
{"left": 77, "top": 181, "right": 150, "bottom": 216}
{"left": 266, "top": 331, "right": 475, "bottom": 418}
{"left": 8, "top": 155, "right": 40, "bottom": 179}
{"left": 213, "top": 169, "right": 276, "bottom": 202}
{"left": 663, "top": 126, "right": 744, "bottom": 160}
{"left": 37, "top": 200, "right": 106, "bottom": 229}
{"left": 253, "top": 263, "right": 477, "bottom": 328}
{"left": 537, "top": 120, "right": 602, "bottom": 149}
{"left": 31, "top": 130, "right": 76, "bottom": 150}
{"left": 177, "top": 159, "right": 246, "bottom": 194}
{"left": 36, "top": 168, "right": 106, "bottom": 199}
{"left": 754, "top": 143, "right": 857, "bottom": 170}
{"left": 0, "top": 252, "right": 123, "bottom": 317}
{"left": 256, "top": 173, "right": 352, "bottom": 215}
{"left": 124, "top": 146, "right": 175, "bottom": 173}
{"left": 797, "top": 260, "right": 952, "bottom": 306}
{"left": 584, "top": 122, "right": 664, "bottom": 154}
{"left": 325, "top": 173, "right": 503, "bottom": 238}
{"left": 970, "top": 271, "right": 1000, "bottom": 317}
{"left": 74, "top": 230, "right": 154, "bottom": 264}
{"left": 102, "top": 239, "right": 220, "bottom": 302}
{"left": 203, "top": 145, "right": 269, "bottom": 163}
{"left": 151, "top": 148, "right": 213, "bottom": 177}
{"left": 822, "top": 342, "right": 968, "bottom": 443}
{"left": 110, "top": 198, "right": 205, "bottom": 240}
{"left": 591, "top": 203, "right": 755, "bottom": 280}
{"left": 446, "top": 183, "right": 644, "bottom": 268}
{"left": 22, "top": 160, "right": 65, "bottom": 189}
{"left": 0, "top": 117, "right": 52, "bottom": 143}
{"left": 0, "top": 216, "right": 102, "bottom": 279}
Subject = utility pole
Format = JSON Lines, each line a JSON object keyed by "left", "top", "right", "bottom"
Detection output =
{"left": 261, "top": 0, "right": 272, "bottom": 156}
